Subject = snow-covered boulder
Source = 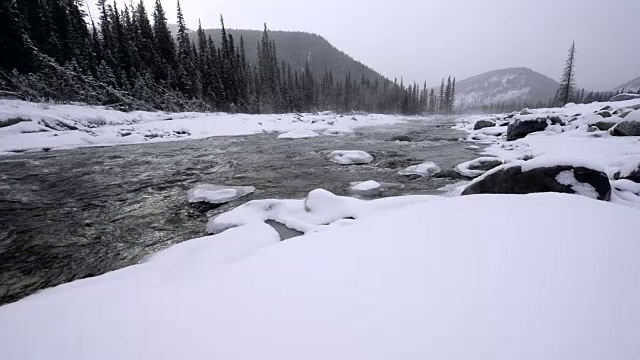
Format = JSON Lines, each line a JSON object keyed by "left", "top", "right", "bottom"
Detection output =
{"left": 473, "top": 120, "right": 496, "bottom": 130}
{"left": 610, "top": 120, "right": 640, "bottom": 136}
{"left": 397, "top": 161, "right": 442, "bottom": 177}
{"left": 454, "top": 157, "right": 504, "bottom": 178}
{"left": 350, "top": 180, "right": 382, "bottom": 192}
{"left": 328, "top": 150, "right": 374, "bottom": 165}
{"left": 187, "top": 184, "right": 255, "bottom": 204}
{"left": 277, "top": 129, "right": 318, "bottom": 139}
{"left": 462, "top": 161, "right": 611, "bottom": 201}
{"left": 348, "top": 180, "right": 404, "bottom": 197}
{"left": 614, "top": 160, "right": 640, "bottom": 183}
{"left": 610, "top": 93, "right": 640, "bottom": 102}
{"left": 506, "top": 117, "right": 548, "bottom": 141}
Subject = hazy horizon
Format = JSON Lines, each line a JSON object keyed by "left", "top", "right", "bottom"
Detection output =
{"left": 93, "top": 0, "right": 639, "bottom": 91}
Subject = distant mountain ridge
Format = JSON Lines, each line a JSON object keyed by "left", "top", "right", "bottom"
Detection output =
{"left": 613, "top": 76, "right": 640, "bottom": 92}
{"left": 455, "top": 67, "right": 559, "bottom": 109}
{"left": 191, "top": 28, "right": 389, "bottom": 85}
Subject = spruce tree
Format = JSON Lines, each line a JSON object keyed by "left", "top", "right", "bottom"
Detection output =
{"left": 556, "top": 41, "right": 576, "bottom": 105}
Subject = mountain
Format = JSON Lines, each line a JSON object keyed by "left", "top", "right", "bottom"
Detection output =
{"left": 195, "top": 28, "right": 388, "bottom": 84}
{"left": 455, "top": 67, "right": 559, "bottom": 109}
{"left": 613, "top": 76, "right": 640, "bottom": 92}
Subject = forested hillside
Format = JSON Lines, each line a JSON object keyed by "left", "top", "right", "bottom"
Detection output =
{"left": 0, "top": 0, "right": 455, "bottom": 114}
{"left": 199, "top": 29, "right": 387, "bottom": 86}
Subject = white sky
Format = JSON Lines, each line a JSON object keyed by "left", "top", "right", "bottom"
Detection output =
{"left": 98, "top": 0, "right": 639, "bottom": 90}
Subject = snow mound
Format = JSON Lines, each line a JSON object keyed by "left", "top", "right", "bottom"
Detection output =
{"left": 328, "top": 150, "right": 374, "bottom": 165}
{"left": 277, "top": 129, "right": 319, "bottom": 139}
{"left": 187, "top": 184, "right": 255, "bottom": 204}
{"left": 1, "top": 194, "right": 639, "bottom": 359}
{"left": 397, "top": 161, "right": 441, "bottom": 176}
{"left": 206, "top": 188, "right": 439, "bottom": 235}
{"left": 348, "top": 180, "right": 404, "bottom": 197}
{"left": 350, "top": 180, "right": 381, "bottom": 191}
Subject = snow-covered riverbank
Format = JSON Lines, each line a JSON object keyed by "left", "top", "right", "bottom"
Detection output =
{"left": 452, "top": 98, "right": 640, "bottom": 207}
{"left": 1, "top": 191, "right": 638, "bottom": 360}
{"left": 0, "top": 100, "right": 404, "bottom": 154}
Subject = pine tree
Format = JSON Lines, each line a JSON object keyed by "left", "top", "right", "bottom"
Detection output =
{"left": 152, "top": 0, "right": 175, "bottom": 83}
{"left": 556, "top": 41, "right": 576, "bottom": 105}
{"left": 0, "top": 0, "right": 34, "bottom": 73}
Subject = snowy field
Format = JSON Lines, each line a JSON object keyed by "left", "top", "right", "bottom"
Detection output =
{"left": 0, "top": 100, "right": 403, "bottom": 154}
{"left": 1, "top": 98, "right": 640, "bottom": 359}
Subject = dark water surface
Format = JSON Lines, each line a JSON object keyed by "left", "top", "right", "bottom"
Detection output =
{"left": 0, "top": 116, "right": 479, "bottom": 305}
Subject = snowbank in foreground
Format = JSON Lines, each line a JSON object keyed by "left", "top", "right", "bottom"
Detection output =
{"left": 1, "top": 192, "right": 639, "bottom": 360}
{"left": 0, "top": 100, "right": 403, "bottom": 154}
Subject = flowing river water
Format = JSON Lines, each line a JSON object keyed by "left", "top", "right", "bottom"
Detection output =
{"left": 0, "top": 116, "right": 479, "bottom": 305}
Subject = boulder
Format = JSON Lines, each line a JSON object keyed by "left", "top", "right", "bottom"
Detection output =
{"left": 596, "top": 110, "right": 612, "bottom": 118}
{"left": 593, "top": 121, "right": 617, "bottom": 131}
{"left": 461, "top": 164, "right": 611, "bottom": 201}
{"left": 473, "top": 120, "right": 496, "bottom": 130}
{"left": 613, "top": 161, "right": 640, "bottom": 183}
{"left": 506, "top": 117, "right": 548, "bottom": 141}
{"left": 520, "top": 108, "right": 533, "bottom": 115}
{"left": 610, "top": 93, "right": 640, "bottom": 102}
{"left": 610, "top": 120, "right": 640, "bottom": 136}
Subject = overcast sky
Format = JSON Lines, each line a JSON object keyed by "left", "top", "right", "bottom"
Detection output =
{"left": 107, "top": 0, "right": 639, "bottom": 90}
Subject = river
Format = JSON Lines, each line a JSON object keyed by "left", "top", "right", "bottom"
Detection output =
{"left": 0, "top": 115, "right": 479, "bottom": 305}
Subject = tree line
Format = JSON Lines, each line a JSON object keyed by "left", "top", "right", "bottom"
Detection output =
{"left": 0, "top": 0, "right": 456, "bottom": 114}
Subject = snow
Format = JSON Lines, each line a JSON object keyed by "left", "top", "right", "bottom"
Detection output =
{"left": 206, "top": 188, "right": 439, "bottom": 235}
{"left": 277, "top": 129, "right": 319, "bottom": 139}
{"left": 1, "top": 192, "right": 639, "bottom": 360}
{"left": 0, "top": 100, "right": 404, "bottom": 154}
{"left": 397, "top": 161, "right": 441, "bottom": 176}
{"left": 555, "top": 170, "right": 600, "bottom": 199}
{"left": 350, "top": 180, "right": 381, "bottom": 191}
{"left": 328, "top": 150, "right": 374, "bottom": 165}
{"left": 187, "top": 184, "right": 255, "bottom": 204}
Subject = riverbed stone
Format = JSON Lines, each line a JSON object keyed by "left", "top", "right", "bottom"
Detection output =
{"left": 461, "top": 164, "right": 611, "bottom": 201}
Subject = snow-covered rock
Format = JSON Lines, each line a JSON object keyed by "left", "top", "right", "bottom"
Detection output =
{"left": 397, "top": 161, "right": 442, "bottom": 176}
{"left": 610, "top": 120, "right": 640, "bottom": 136}
{"left": 2, "top": 193, "right": 639, "bottom": 359}
{"left": 187, "top": 184, "right": 255, "bottom": 204}
{"left": 614, "top": 159, "right": 640, "bottom": 183}
{"left": 348, "top": 180, "right": 404, "bottom": 197}
{"left": 277, "top": 129, "right": 319, "bottom": 139}
{"left": 461, "top": 160, "right": 611, "bottom": 201}
{"left": 506, "top": 116, "right": 560, "bottom": 141}
{"left": 328, "top": 150, "right": 374, "bottom": 165}
{"left": 473, "top": 119, "right": 496, "bottom": 130}
{"left": 610, "top": 93, "right": 640, "bottom": 102}
{"left": 350, "top": 180, "right": 381, "bottom": 191}
{"left": 454, "top": 157, "right": 503, "bottom": 178}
